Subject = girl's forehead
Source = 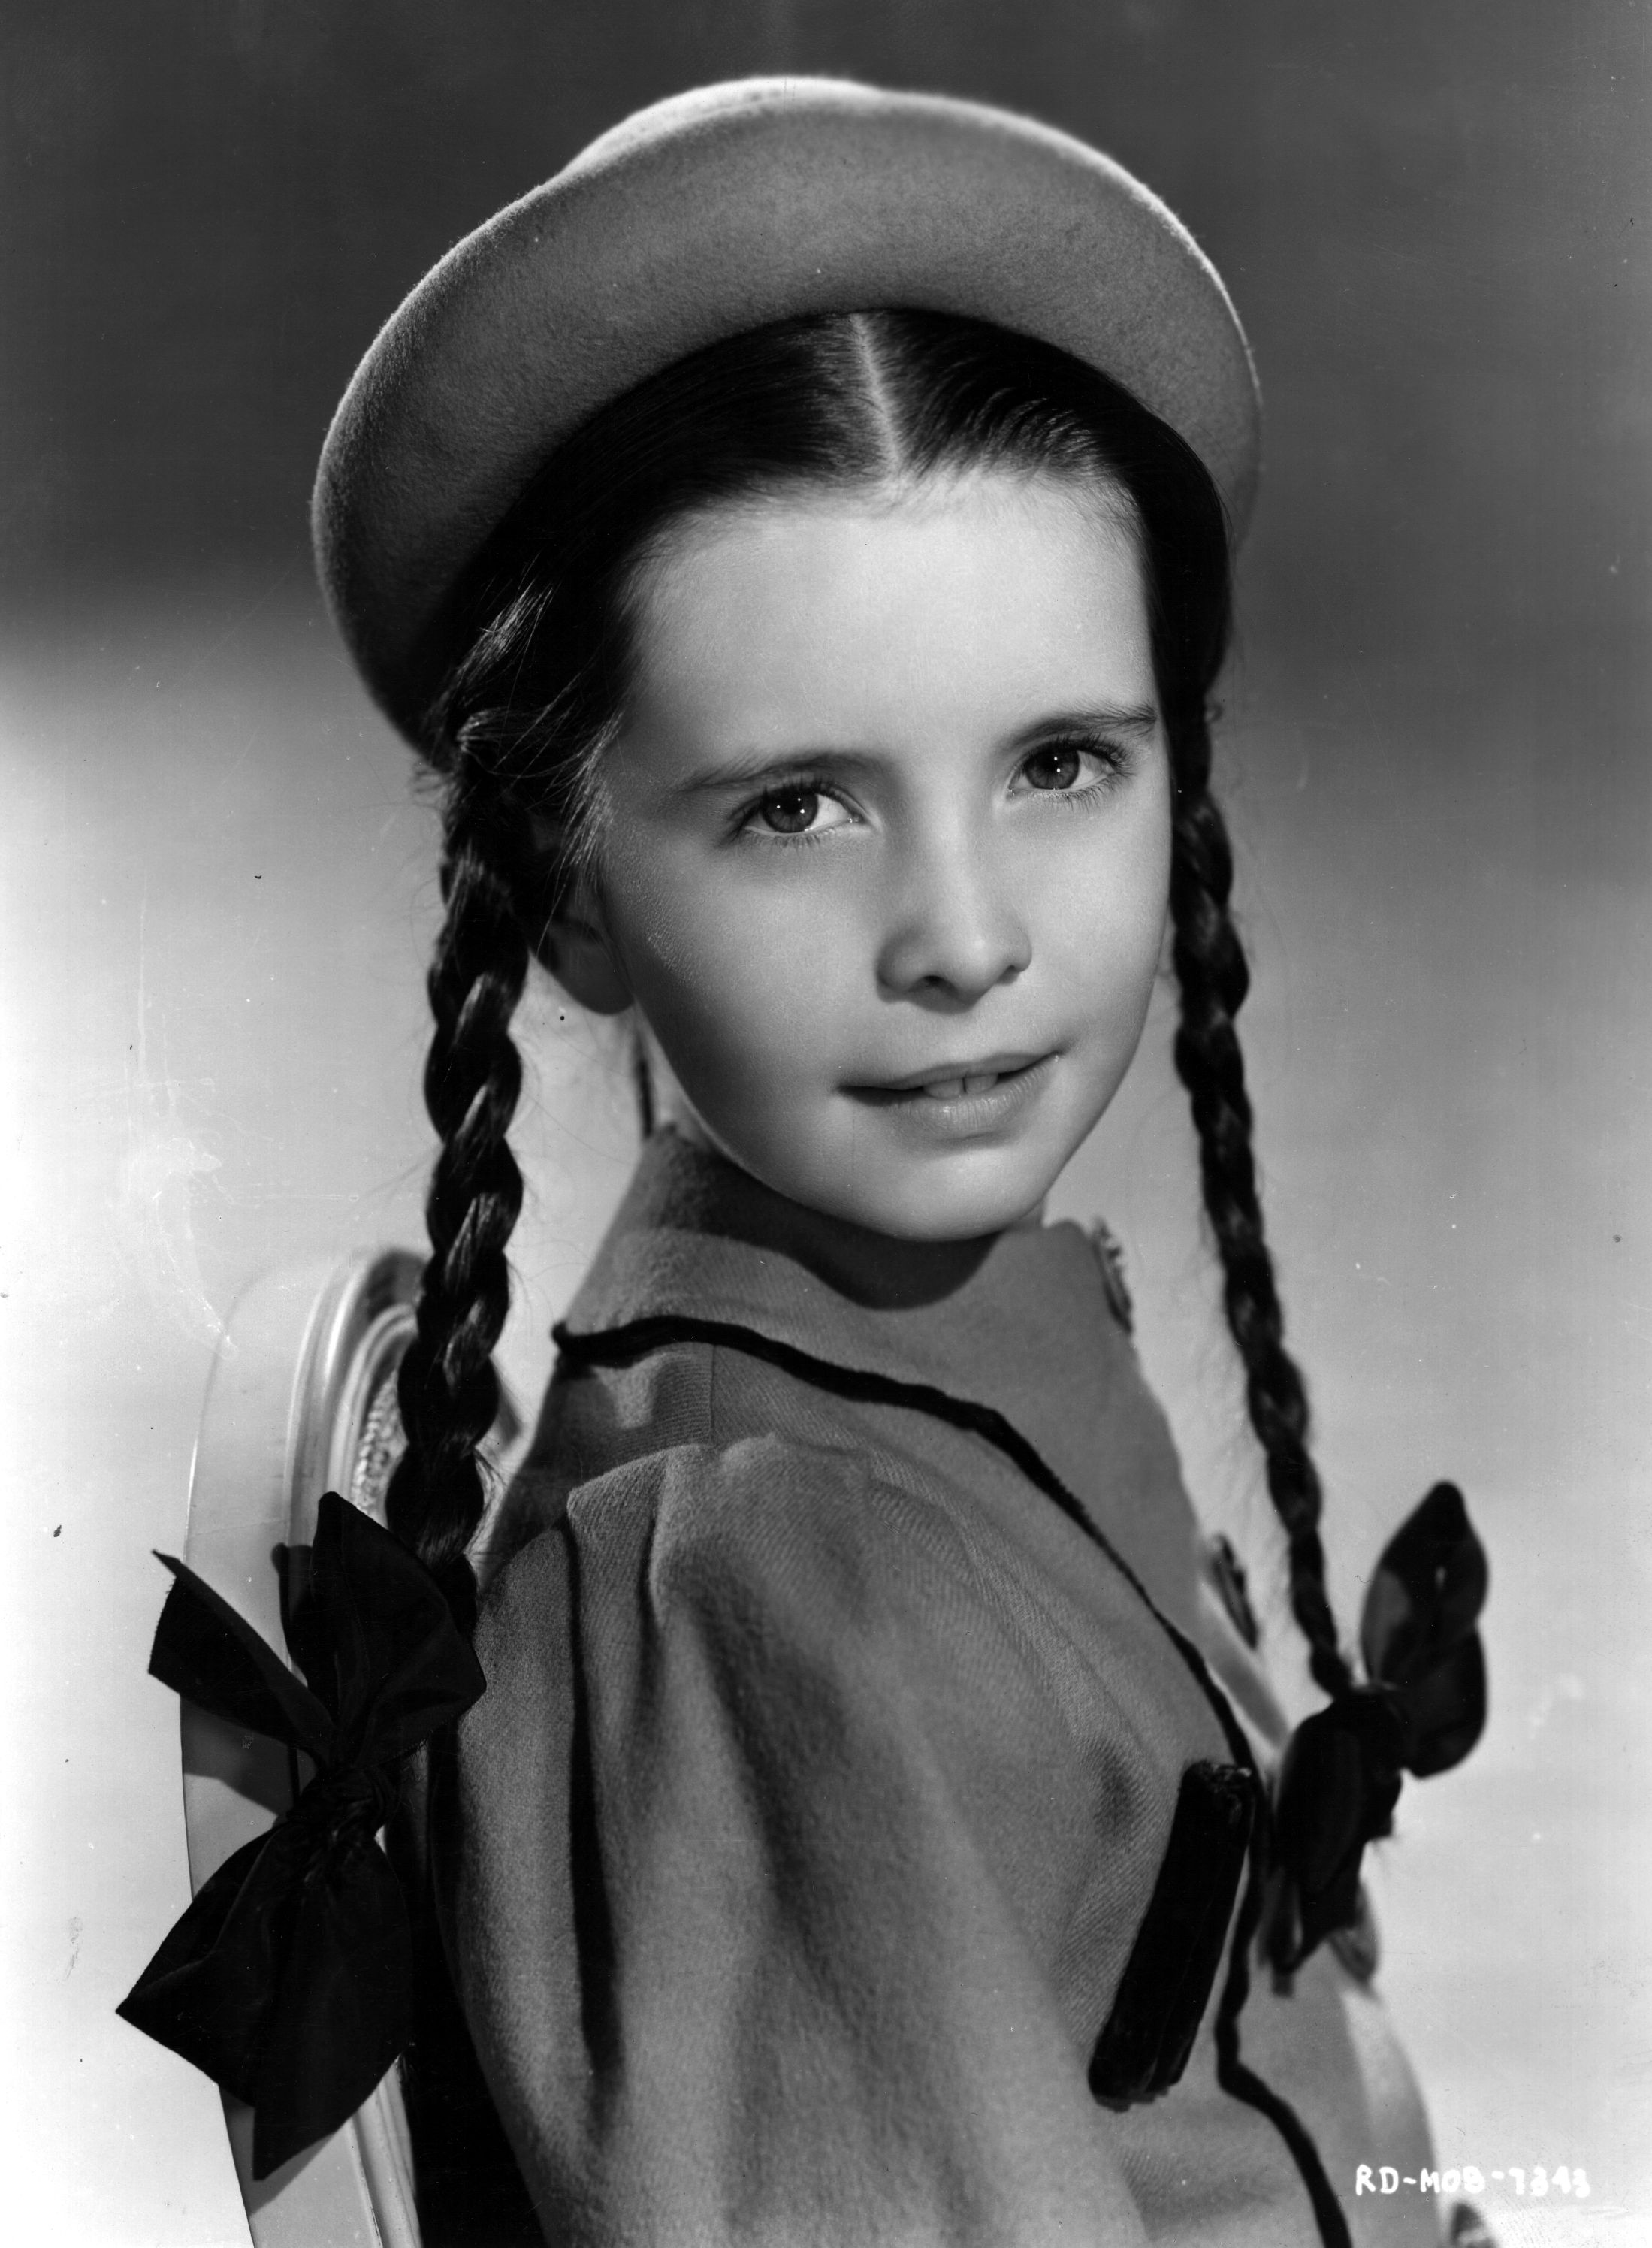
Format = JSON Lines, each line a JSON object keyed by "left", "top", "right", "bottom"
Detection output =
{"left": 639, "top": 465, "right": 1140, "bottom": 590}
{"left": 624, "top": 470, "right": 1154, "bottom": 748}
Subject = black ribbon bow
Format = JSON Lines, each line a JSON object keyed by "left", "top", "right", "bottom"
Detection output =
{"left": 117, "top": 1492, "right": 485, "bottom": 2180}
{"left": 1268, "top": 1482, "right": 1488, "bottom": 1973}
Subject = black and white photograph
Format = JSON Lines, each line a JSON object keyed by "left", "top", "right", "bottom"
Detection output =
{"left": 4, "top": 5, "right": 1646, "bottom": 2243}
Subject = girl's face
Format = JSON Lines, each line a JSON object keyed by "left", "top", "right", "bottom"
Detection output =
{"left": 569, "top": 470, "right": 1172, "bottom": 1241}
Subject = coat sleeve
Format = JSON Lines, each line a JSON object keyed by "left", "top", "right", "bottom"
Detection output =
{"left": 441, "top": 1433, "right": 1161, "bottom": 2248}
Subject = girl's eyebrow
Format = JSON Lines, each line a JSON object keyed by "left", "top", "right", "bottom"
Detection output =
{"left": 1005, "top": 702, "right": 1161, "bottom": 748}
{"left": 672, "top": 748, "right": 887, "bottom": 797}
{"left": 672, "top": 704, "right": 1162, "bottom": 796}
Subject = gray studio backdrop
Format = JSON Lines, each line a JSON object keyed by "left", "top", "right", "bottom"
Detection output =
{"left": 4, "top": 3, "right": 1647, "bottom": 2241}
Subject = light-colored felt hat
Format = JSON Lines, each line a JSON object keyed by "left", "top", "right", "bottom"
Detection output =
{"left": 314, "top": 76, "right": 1261, "bottom": 745}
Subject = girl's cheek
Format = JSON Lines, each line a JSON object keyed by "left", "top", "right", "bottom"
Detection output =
{"left": 1040, "top": 826, "right": 1167, "bottom": 980}
{"left": 615, "top": 886, "right": 825, "bottom": 1086}
{"left": 617, "top": 849, "right": 857, "bottom": 1004}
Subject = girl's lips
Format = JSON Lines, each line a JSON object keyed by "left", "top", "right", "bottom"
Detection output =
{"left": 844, "top": 1053, "right": 1056, "bottom": 1139}
{"left": 855, "top": 1053, "right": 1046, "bottom": 1100}
{"left": 919, "top": 1073, "right": 996, "bottom": 1101}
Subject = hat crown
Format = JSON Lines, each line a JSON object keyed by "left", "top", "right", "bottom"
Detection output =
{"left": 314, "top": 75, "right": 1260, "bottom": 744}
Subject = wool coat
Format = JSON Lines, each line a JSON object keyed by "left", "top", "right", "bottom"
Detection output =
{"left": 430, "top": 1129, "right": 1442, "bottom": 2246}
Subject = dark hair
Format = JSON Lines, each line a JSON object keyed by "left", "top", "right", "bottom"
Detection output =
{"left": 386, "top": 308, "right": 1353, "bottom": 1698}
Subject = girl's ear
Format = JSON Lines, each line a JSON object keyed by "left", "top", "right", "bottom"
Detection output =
{"left": 525, "top": 823, "right": 633, "bottom": 1016}
{"left": 538, "top": 887, "right": 633, "bottom": 1016}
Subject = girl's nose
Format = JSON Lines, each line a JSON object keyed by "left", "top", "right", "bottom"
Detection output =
{"left": 874, "top": 842, "right": 1032, "bottom": 1002}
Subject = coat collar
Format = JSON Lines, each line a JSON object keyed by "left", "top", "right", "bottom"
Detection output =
{"left": 555, "top": 1129, "right": 1291, "bottom": 1744}
{"left": 561, "top": 1127, "right": 1161, "bottom": 1553}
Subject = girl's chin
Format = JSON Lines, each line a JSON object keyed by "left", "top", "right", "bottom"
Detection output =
{"left": 779, "top": 1147, "right": 1061, "bottom": 1243}
{"left": 666, "top": 1094, "right": 1074, "bottom": 1240}
{"left": 835, "top": 1185, "right": 1053, "bottom": 1242}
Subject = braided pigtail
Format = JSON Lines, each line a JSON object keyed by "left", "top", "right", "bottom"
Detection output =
{"left": 1168, "top": 724, "right": 1355, "bottom": 1703}
{"left": 383, "top": 765, "right": 529, "bottom": 1636}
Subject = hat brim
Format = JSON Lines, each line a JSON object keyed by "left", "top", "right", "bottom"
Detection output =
{"left": 313, "top": 77, "right": 1261, "bottom": 745}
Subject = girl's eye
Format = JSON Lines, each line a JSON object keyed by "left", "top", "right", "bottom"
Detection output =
{"left": 741, "top": 785, "right": 853, "bottom": 841}
{"left": 1022, "top": 743, "right": 1084, "bottom": 791}
{"left": 1013, "top": 737, "right": 1128, "bottom": 797}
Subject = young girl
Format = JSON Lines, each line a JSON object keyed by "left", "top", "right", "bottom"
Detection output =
{"left": 127, "top": 76, "right": 1492, "bottom": 2248}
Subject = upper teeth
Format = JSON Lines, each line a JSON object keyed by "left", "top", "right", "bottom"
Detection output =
{"left": 923, "top": 1073, "right": 998, "bottom": 1100}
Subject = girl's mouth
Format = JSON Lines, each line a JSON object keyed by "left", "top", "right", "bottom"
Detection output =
{"left": 853, "top": 1052, "right": 1046, "bottom": 1101}
{"left": 845, "top": 1053, "right": 1056, "bottom": 1136}
{"left": 911, "top": 1065, "right": 1026, "bottom": 1101}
